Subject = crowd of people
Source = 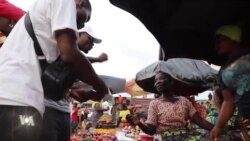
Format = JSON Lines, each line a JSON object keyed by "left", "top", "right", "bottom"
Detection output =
{"left": 0, "top": 0, "right": 250, "bottom": 141}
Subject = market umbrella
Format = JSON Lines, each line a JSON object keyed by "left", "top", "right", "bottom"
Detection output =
{"left": 109, "top": 0, "right": 250, "bottom": 65}
{"left": 125, "top": 79, "right": 149, "bottom": 96}
{"left": 99, "top": 75, "right": 126, "bottom": 94}
{"left": 135, "top": 58, "right": 218, "bottom": 96}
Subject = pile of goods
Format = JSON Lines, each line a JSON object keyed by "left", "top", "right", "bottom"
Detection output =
{"left": 82, "top": 134, "right": 117, "bottom": 141}
{"left": 122, "top": 126, "right": 140, "bottom": 139}
{"left": 93, "top": 129, "right": 116, "bottom": 135}
{"left": 99, "top": 114, "right": 113, "bottom": 123}
{"left": 97, "top": 114, "right": 117, "bottom": 128}
{"left": 71, "top": 130, "right": 117, "bottom": 141}
{"left": 70, "top": 137, "right": 81, "bottom": 141}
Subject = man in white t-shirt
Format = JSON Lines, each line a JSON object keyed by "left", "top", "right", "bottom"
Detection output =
{"left": 0, "top": 0, "right": 108, "bottom": 140}
{"left": 40, "top": 25, "right": 107, "bottom": 141}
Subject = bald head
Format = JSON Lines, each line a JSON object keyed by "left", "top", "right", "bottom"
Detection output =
{"left": 75, "top": 0, "right": 92, "bottom": 29}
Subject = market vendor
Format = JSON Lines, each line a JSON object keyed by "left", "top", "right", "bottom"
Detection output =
{"left": 127, "top": 71, "right": 214, "bottom": 139}
{"left": 118, "top": 104, "right": 130, "bottom": 127}
{"left": 91, "top": 101, "right": 109, "bottom": 127}
{"left": 210, "top": 24, "right": 250, "bottom": 141}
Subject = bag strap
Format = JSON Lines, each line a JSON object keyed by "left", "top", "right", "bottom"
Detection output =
{"left": 24, "top": 12, "right": 48, "bottom": 71}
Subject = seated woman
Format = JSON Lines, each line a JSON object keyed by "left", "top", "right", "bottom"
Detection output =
{"left": 127, "top": 71, "right": 214, "bottom": 139}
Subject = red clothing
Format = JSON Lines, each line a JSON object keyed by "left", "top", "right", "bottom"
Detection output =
{"left": 0, "top": 0, "right": 25, "bottom": 22}
{"left": 193, "top": 102, "right": 208, "bottom": 119}
{"left": 71, "top": 108, "right": 79, "bottom": 122}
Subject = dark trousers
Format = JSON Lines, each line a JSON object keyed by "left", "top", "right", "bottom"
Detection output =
{"left": 0, "top": 105, "right": 42, "bottom": 141}
{"left": 40, "top": 107, "right": 70, "bottom": 141}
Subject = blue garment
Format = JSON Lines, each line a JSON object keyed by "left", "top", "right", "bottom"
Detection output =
{"left": 220, "top": 54, "right": 250, "bottom": 118}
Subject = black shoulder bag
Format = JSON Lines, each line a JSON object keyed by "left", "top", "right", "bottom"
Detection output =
{"left": 24, "top": 13, "right": 76, "bottom": 101}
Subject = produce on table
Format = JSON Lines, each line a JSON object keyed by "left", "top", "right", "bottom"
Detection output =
{"left": 122, "top": 125, "right": 140, "bottom": 139}
{"left": 94, "top": 128, "right": 116, "bottom": 135}
{"left": 99, "top": 114, "right": 113, "bottom": 123}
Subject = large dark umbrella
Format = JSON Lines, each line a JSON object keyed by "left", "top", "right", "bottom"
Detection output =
{"left": 109, "top": 0, "right": 250, "bottom": 65}
{"left": 135, "top": 59, "right": 218, "bottom": 96}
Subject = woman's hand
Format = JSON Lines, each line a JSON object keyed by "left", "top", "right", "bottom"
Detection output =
{"left": 126, "top": 114, "right": 140, "bottom": 126}
{"left": 210, "top": 126, "right": 223, "bottom": 141}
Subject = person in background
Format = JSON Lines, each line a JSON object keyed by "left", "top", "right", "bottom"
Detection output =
{"left": 205, "top": 93, "right": 213, "bottom": 112}
{"left": 91, "top": 101, "right": 109, "bottom": 127}
{"left": 78, "top": 25, "right": 108, "bottom": 63}
{"left": 118, "top": 95, "right": 125, "bottom": 104}
{"left": 210, "top": 24, "right": 250, "bottom": 141}
{"left": 71, "top": 103, "right": 79, "bottom": 134}
{"left": 127, "top": 71, "right": 213, "bottom": 140}
{"left": 0, "top": 0, "right": 109, "bottom": 140}
{"left": 0, "top": 0, "right": 24, "bottom": 47}
{"left": 118, "top": 104, "right": 130, "bottom": 127}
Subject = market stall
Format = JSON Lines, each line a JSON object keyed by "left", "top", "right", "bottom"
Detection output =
{"left": 70, "top": 95, "right": 150, "bottom": 141}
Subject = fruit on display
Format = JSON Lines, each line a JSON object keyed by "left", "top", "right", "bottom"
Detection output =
{"left": 93, "top": 128, "right": 116, "bottom": 135}
{"left": 96, "top": 135, "right": 117, "bottom": 141}
{"left": 122, "top": 126, "right": 140, "bottom": 139}
{"left": 99, "top": 115, "right": 113, "bottom": 123}
{"left": 73, "top": 130, "right": 118, "bottom": 141}
{"left": 70, "top": 137, "right": 81, "bottom": 141}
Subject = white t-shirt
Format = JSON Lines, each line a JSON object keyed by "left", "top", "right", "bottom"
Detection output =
{"left": 102, "top": 101, "right": 111, "bottom": 115}
{"left": 0, "top": 0, "right": 78, "bottom": 116}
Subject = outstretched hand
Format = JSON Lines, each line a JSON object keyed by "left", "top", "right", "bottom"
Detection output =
{"left": 126, "top": 114, "right": 140, "bottom": 126}
{"left": 210, "top": 126, "right": 223, "bottom": 141}
{"left": 98, "top": 53, "right": 108, "bottom": 62}
{"left": 68, "top": 80, "right": 108, "bottom": 102}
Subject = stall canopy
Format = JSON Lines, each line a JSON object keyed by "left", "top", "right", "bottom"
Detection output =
{"left": 109, "top": 0, "right": 250, "bottom": 65}
{"left": 135, "top": 59, "right": 218, "bottom": 96}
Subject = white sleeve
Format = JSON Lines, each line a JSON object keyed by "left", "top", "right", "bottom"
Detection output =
{"left": 50, "top": 0, "right": 78, "bottom": 37}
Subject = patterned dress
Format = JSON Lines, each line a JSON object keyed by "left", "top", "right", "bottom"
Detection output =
{"left": 146, "top": 97, "right": 197, "bottom": 134}
{"left": 220, "top": 54, "right": 250, "bottom": 118}
{"left": 220, "top": 53, "right": 250, "bottom": 140}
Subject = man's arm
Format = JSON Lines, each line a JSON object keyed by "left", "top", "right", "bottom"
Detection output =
{"left": 87, "top": 53, "right": 108, "bottom": 63}
{"left": 87, "top": 56, "right": 100, "bottom": 63}
{"left": 55, "top": 29, "right": 108, "bottom": 101}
